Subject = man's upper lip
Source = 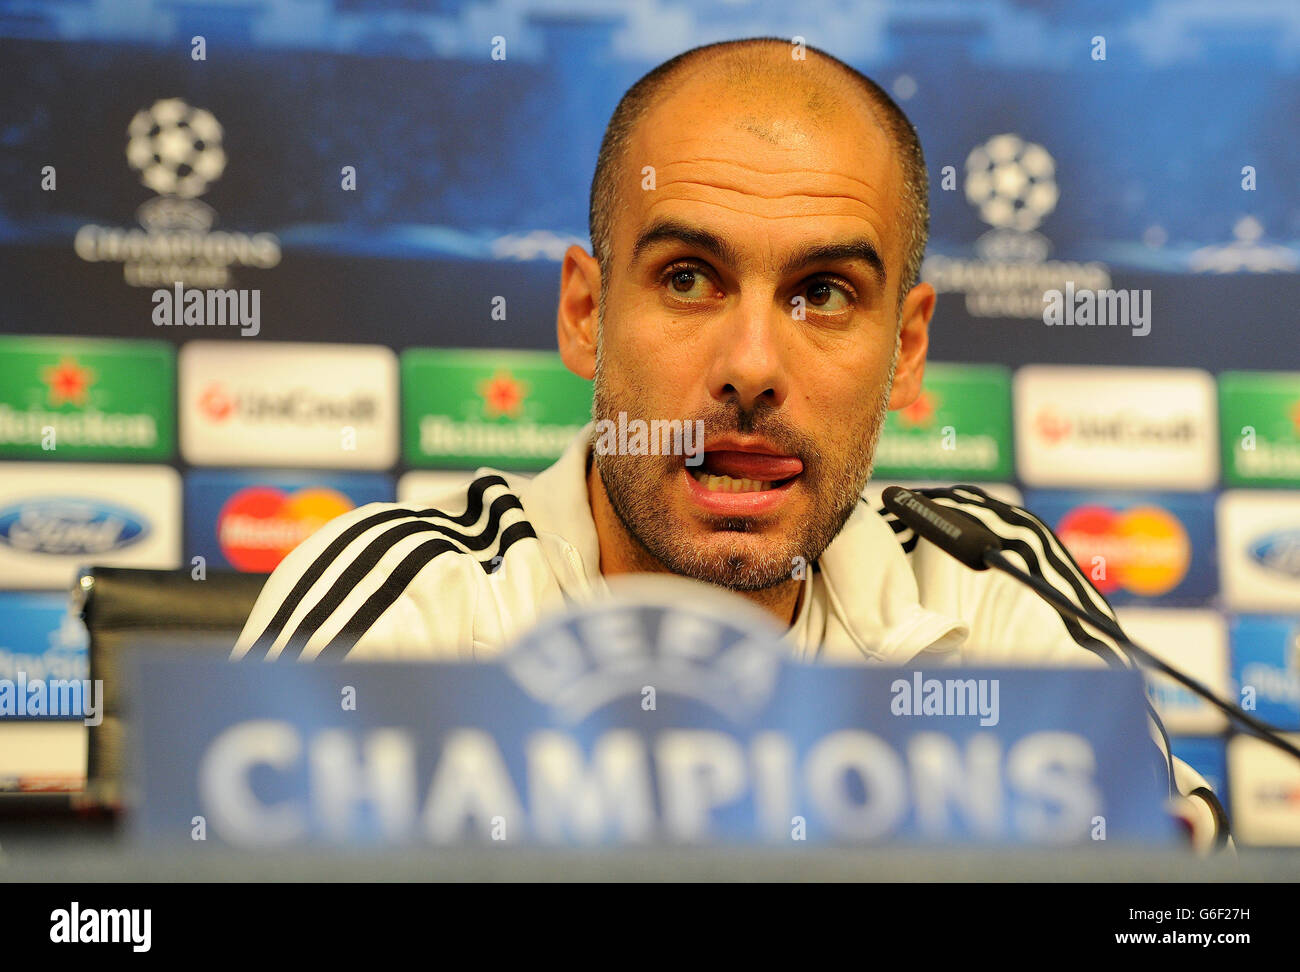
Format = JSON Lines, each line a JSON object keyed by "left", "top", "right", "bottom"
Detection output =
{"left": 698, "top": 436, "right": 795, "bottom": 457}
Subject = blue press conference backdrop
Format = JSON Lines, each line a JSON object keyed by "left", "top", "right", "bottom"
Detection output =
{"left": 3, "top": 0, "right": 1300, "bottom": 843}
{"left": 1, "top": 0, "right": 1298, "bottom": 365}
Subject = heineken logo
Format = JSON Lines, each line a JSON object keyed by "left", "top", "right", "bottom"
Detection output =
{"left": 0, "top": 338, "right": 172, "bottom": 459}
{"left": 418, "top": 417, "right": 582, "bottom": 461}
{"left": 874, "top": 433, "right": 1000, "bottom": 470}
{"left": 403, "top": 349, "right": 592, "bottom": 470}
{"left": 1236, "top": 439, "right": 1300, "bottom": 479}
{"left": 874, "top": 365, "right": 1011, "bottom": 480}
{"left": 898, "top": 390, "right": 937, "bottom": 428}
{"left": 1221, "top": 372, "right": 1300, "bottom": 487}
{"left": 478, "top": 370, "right": 528, "bottom": 419}
{"left": 42, "top": 358, "right": 95, "bottom": 407}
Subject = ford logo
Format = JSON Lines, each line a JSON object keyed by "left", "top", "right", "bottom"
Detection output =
{"left": 0, "top": 498, "right": 148, "bottom": 555}
{"left": 1250, "top": 530, "right": 1300, "bottom": 580}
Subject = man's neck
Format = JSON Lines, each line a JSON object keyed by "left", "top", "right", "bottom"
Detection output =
{"left": 586, "top": 456, "right": 804, "bottom": 627}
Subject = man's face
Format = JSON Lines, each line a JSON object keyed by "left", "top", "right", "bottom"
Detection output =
{"left": 587, "top": 76, "right": 921, "bottom": 591}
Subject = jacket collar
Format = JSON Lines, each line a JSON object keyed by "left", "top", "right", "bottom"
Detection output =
{"left": 814, "top": 496, "right": 969, "bottom": 663}
{"left": 515, "top": 423, "right": 605, "bottom": 593}
{"left": 516, "top": 423, "right": 968, "bottom": 661}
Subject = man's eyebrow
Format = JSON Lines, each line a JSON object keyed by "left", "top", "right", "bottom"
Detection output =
{"left": 782, "top": 238, "right": 886, "bottom": 286}
{"left": 628, "top": 217, "right": 886, "bottom": 286}
{"left": 629, "top": 218, "right": 743, "bottom": 274}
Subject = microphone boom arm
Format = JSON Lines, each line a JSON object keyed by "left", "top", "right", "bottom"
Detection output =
{"left": 981, "top": 547, "right": 1300, "bottom": 763}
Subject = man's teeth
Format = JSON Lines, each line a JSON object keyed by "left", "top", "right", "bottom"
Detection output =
{"left": 689, "top": 469, "right": 773, "bottom": 492}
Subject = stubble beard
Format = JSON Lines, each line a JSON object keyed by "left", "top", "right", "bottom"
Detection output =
{"left": 590, "top": 329, "right": 899, "bottom": 592}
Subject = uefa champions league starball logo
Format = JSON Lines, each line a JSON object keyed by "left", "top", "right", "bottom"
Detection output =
{"left": 964, "top": 133, "right": 1059, "bottom": 233}
{"left": 923, "top": 132, "right": 1095, "bottom": 316}
{"left": 74, "top": 97, "right": 278, "bottom": 286}
{"left": 126, "top": 98, "right": 227, "bottom": 199}
{"left": 501, "top": 575, "right": 786, "bottom": 724}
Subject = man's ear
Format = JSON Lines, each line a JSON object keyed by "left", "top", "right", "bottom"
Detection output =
{"left": 887, "top": 280, "right": 934, "bottom": 410}
{"left": 557, "top": 244, "right": 601, "bottom": 381}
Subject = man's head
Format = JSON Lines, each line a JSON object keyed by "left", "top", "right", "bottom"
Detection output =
{"left": 557, "top": 37, "right": 934, "bottom": 596}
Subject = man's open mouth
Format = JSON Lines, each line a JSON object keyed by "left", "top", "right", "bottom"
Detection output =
{"left": 686, "top": 448, "right": 803, "bottom": 494}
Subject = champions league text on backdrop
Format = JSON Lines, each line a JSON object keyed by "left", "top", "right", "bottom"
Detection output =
{"left": 137, "top": 590, "right": 1168, "bottom": 848}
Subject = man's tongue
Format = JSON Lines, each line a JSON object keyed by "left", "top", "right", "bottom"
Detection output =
{"left": 701, "top": 450, "right": 803, "bottom": 482}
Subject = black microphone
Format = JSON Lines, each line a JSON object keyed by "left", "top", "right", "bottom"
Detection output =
{"left": 881, "top": 485, "right": 1300, "bottom": 765}
{"left": 881, "top": 485, "right": 1002, "bottom": 570}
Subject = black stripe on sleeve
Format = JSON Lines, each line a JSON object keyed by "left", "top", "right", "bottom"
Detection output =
{"left": 274, "top": 492, "right": 528, "bottom": 660}
{"left": 315, "top": 520, "right": 539, "bottom": 661}
{"left": 952, "top": 492, "right": 1177, "bottom": 795}
{"left": 874, "top": 485, "right": 1126, "bottom": 667}
{"left": 876, "top": 484, "right": 1176, "bottom": 795}
{"left": 867, "top": 496, "right": 919, "bottom": 551}
{"left": 243, "top": 474, "right": 509, "bottom": 660}
{"left": 1189, "top": 786, "right": 1232, "bottom": 850}
{"left": 937, "top": 486, "right": 1119, "bottom": 631}
{"left": 920, "top": 486, "right": 1131, "bottom": 670}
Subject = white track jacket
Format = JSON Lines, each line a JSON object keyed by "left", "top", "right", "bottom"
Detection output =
{"left": 233, "top": 424, "right": 1231, "bottom": 851}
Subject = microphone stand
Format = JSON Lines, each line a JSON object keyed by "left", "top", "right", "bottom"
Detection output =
{"left": 983, "top": 547, "right": 1300, "bottom": 763}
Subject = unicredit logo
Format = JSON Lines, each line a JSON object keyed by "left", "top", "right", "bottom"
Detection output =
{"left": 199, "top": 383, "right": 235, "bottom": 422}
{"left": 1033, "top": 408, "right": 1197, "bottom": 446}
{"left": 1033, "top": 408, "right": 1071, "bottom": 445}
{"left": 197, "top": 383, "right": 378, "bottom": 426}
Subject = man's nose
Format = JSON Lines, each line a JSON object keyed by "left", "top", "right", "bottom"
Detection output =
{"left": 704, "top": 300, "right": 789, "bottom": 411}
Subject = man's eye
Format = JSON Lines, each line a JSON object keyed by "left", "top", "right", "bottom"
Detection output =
{"left": 803, "top": 278, "right": 855, "bottom": 313}
{"left": 662, "top": 264, "right": 714, "bottom": 300}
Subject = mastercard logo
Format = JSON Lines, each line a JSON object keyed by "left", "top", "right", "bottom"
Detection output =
{"left": 1055, "top": 505, "right": 1190, "bottom": 597}
{"left": 217, "top": 486, "right": 353, "bottom": 572}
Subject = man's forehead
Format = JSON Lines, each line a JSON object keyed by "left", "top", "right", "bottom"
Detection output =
{"left": 621, "top": 129, "right": 902, "bottom": 275}
{"left": 617, "top": 80, "right": 906, "bottom": 271}
{"left": 630, "top": 77, "right": 896, "bottom": 178}
{"left": 637, "top": 64, "right": 894, "bottom": 162}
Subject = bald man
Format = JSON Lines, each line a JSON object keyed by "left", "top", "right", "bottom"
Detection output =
{"left": 233, "top": 38, "right": 1228, "bottom": 850}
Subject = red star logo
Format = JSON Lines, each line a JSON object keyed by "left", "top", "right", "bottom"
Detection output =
{"left": 477, "top": 370, "right": 528, "bottom": 419}
{"left": 1289, "top": 399, "right": 1300, "bottom": 437}
{"left": 41, "top": 357, "right": 94, "bottom": 407}
{"left": 899, "top": 390, "right": 937, "bottom": 428}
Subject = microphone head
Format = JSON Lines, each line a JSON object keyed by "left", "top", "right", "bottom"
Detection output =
{"left": 880, "top": 486, "right": 1002, "bottom": 571}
